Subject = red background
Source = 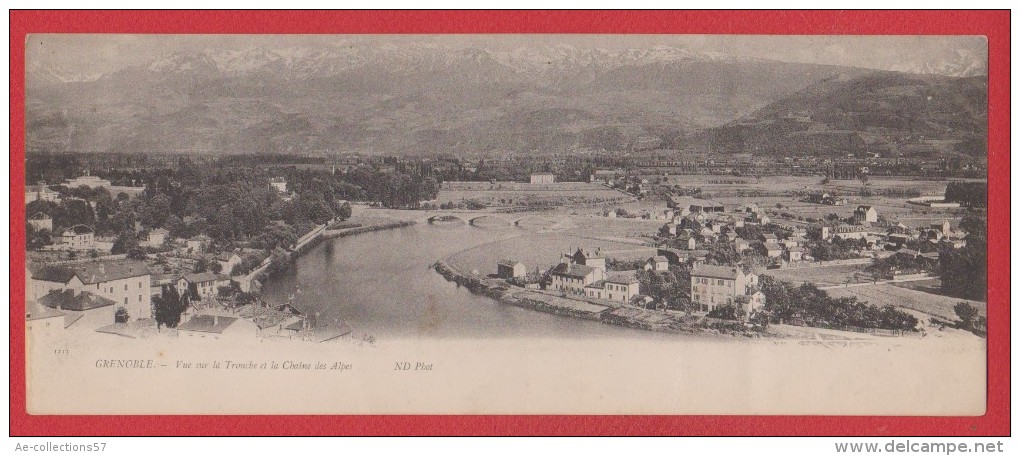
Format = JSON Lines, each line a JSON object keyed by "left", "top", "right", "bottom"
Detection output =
{"left": 8, "top": 10, "right": 1010, "bottom": 436}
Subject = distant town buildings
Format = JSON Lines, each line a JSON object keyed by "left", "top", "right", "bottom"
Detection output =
{"left": 645, "top": 256, "right": 669, "bottom": 272}
{"left": 215, "top": 252, "right": 243, "bottom": 276}
{"left": 530, "top": 172, "right": 555, "bottom": 184}
{"left": 64, "top": 171, "right": 113, "bottom": 189}
{"left": 269, "top": 177, "right": 288, "bottom": 193}
{"left": 186, "top": 235, "right": 211, "bottom": 254}
{"left": 28, "top": 212, "right": 53, "bottom": 231}
{"left": 143, "top": 228, "right": 170, "bottom": 248}
{"left": 55, "top": 225, "right": 95, "bottom": 250}
{"left": 25, "top": 185, "right": 60, "bottom": 204}
{"left": 854, "top": 205, "right": 878, "bottom": 224}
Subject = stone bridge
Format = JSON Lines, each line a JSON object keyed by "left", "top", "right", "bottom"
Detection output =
{"left": 424, "top": 213, "right": 554, "bottom": 227}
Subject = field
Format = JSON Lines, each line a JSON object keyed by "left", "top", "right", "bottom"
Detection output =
{"left": 824, "top": 284, "right": 985, "bottom": 321}
{"left": 763, "top": 263, "right": 872, "bottom": 287}
{"left": 436, "top": 182, "right": 633, "bottom": 208}
{"left": 655, "top": 175, "right": 983, "bottom": 196}
{"left": 444, "top": 232, "right": 657, "bottom": 277}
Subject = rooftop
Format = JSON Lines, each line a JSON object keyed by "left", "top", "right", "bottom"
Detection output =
{"left": 176, "top": 314, "right": 239, "bottom": 334}
{"left": 551, "top": 262, "right": 597, "bottom": 279}
{"left": 26, "top": 301, "right": 65, "bottom": 321}
{"left": 62, "top": 224, "right": 93, "bottom": 235}
{"left": 606, "top": 272, "right": 639, "bottom": 285}
{"left": 181, "top": 272, "right": 220, "bottom": 284}
{"left": 38, "top": 289, "right": 117, "bottom": 311}
{"left": 32, "top": 260, "right": 149, "bottom": 285}
{"left": 691, "top": 264, "right": 743, "bottom": 280}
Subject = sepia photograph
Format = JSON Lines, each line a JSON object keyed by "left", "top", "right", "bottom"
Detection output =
{"left": 20, "top": 32, "right": 990, "bottom": 416}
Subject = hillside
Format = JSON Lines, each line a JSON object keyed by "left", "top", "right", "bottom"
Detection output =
{"left": 26, "top": 45, "right": 867, "bottom": 156}
{"left": 701, "top": 72, "right": 988, "bottom": 159}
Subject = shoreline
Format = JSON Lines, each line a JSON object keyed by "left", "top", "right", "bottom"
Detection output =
{"left": 431, "top": 259, "right": 752, "bottom": 338}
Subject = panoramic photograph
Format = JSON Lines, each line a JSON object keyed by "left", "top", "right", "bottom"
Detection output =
{"left": 22, "top": 34, "right": 988, "bottom": 415}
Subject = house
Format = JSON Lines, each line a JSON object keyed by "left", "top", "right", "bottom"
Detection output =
{"left": 286, "top": 317, "right": 354, "bottom": 343}
{"left": 93, "top": 235, "right": 116, "bottom": 252}
{"left": 748, "top": 212, "right": 770, "bottom": 225}
{"left": 566, "top": 247, "right": 606, "bottom": 271}
{"left": 56, "top": 224, "right": 95, "bottom": 250}
{"left": 785, "top": 246, "right": 805, "bottom": 262}
{"left": 886, "top": 233, "right": 915, "bottom": 247}
{"left": 854, "top": 205, "right": 878, "bottom": 224}
{"left": 28, "top": 212, "right": 53, "bottom": 231}
{"left": 37, "top": 289, "right": 118, "bottom": 330}
{"left": 762, "top": 242, "right": 783, "bottom": 258}
{"left": 761, "top": 233, "right": 779, "bottom": 243}
{"left": 64, "top": 172, "right": 112, "bottom": 189}
{"left": 690, "top": 264, "right": 763, "bottom": 312}
{"left": 31, "top": 260, "right": 151, "bottom": 321}
{"left": 496, "top": 260, "right": 527, "bottom": 279}
{"left": 186, "top": 235, "right": 211, "bottom": 254}
{"left": 931, "top": 220, "right": 952, "bottom": 236}
{"left": 733, "top": 291, "right": 767, "bottom": 317}
{"left": 144, "top": 228, "right": 170, "bottom": 248}
{"left": 940, "top": 238, "right": 967, "bottom": 249}
{"left": 550, "top": 263, "right": 605, "bottom": 296}
{"left": 667, "top": 195, "right": 725, "bottom": 213}
{"left": 644, "top": 256, "right": 669, "bottom": 272}
{"left": 269, "top": 177, "right": 288, "bottom": 193}
{"left": 25, "top": 185, "right": 60, "bottom": 204}
{"left": 530, "top": 172, "right": 555, "bottom": 184}
{"left": 176, "top": 314, "right": 258, "bottom": 340}
{"left": 177, "top": 272, "right": 221, "bottom": 300}
{"left": 584, "top": 272, "right": 640, "bottom": 303}
{"left": 820, "top": 226, "right": 831, "bottom": 240}
{"left": 833, "top": 224, "right": 871, "bottom": 240}
{"left": 215, "top": 252, "right": 243, "bottom": 276}
{"left": 26, "top": 300, "right": 69, "bottom": 339}
{"left": 733, "top": 238, "right": 751, "bottom": 252}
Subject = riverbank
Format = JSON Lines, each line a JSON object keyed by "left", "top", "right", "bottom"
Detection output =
{"left": 431, "top": 259, "right": 755, "bottom": 338}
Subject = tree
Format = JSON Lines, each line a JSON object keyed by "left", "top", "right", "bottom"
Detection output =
{"left": 338, "top": 201, "right": 353, "bottom": 221}
{"left": 114, "top": 307, "right": 129, "bottom": 323}
{"left": 154, "top": 285, "right": 188, "bottom": 329}
{"left": 111, "top": 231, "right": 139, "bottom": 255}
{"left": 194, "top": 257, "right": 210, "bottom": 273}
{"left": 953, "top": 302, "right": 980, "bottom": 329}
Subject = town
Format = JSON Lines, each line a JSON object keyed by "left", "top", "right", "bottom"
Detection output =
{"left": 24, "top": 149, "right": 988, "bottom": 344}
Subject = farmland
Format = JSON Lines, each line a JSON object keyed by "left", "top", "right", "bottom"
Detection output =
{"left": 763, "top": 263, "right": 873, "bottom": 287}
{"left": 825, "top": 284, "right": 985, "bottom": 321}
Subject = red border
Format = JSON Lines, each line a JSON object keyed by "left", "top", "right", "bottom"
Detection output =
{"left": 9, "top": 10, "right": 1010, "bottom": 436}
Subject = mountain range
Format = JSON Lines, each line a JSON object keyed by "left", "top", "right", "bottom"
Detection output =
{"left": 25, "top": 44, "right": 987, "bottom": 157}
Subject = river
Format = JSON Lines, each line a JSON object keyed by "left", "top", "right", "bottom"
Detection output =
{"left": 261, "top": 223, "right": 682, "bottom": 340}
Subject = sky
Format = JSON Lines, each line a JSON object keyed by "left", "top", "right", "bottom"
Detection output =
{"left": 26, "top": 34, "right": 988, "bottom": 76}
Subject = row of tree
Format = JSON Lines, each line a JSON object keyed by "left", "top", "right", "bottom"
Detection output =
{"left": 759, "top": 276, "right": 918, "bottom": 331}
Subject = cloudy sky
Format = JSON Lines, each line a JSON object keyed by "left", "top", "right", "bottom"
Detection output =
{"left": 26, "top": 34, "right": 987, "bottom": 76}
